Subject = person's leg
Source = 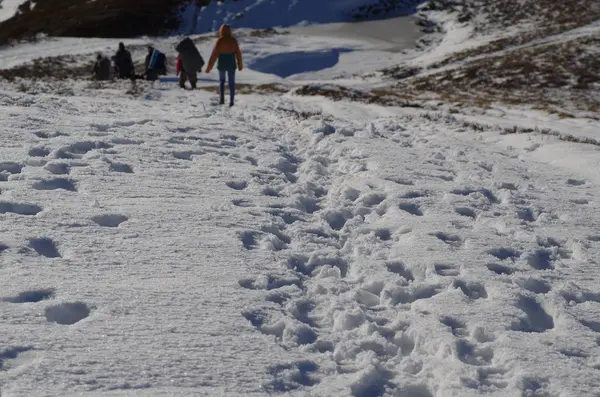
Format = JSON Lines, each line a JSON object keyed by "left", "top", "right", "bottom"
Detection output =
{"left": 179, "top": 71, "right": 186, "bottom": 88}
{"left": 189, "top": 71, "right": 197, "bottom": 90}
{"left": 228, "top": 69, "right": 236, "bottom": 106}
{"left": 219, "top": 70, "right": 226, "bottom": 104}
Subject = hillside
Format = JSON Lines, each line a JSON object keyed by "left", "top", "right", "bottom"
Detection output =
{"left": 0, "top": 0, "right": 424, "bottom": 45}
{"left": 380, "top": 0, "right": 600, "bottom": 118}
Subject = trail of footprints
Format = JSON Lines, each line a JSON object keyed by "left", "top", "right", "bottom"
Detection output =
{"left": 229, "top": 115, "right": 599, "bottom": 395}
{"left": 0, "top": 130, "right": 139, "bottom": 371}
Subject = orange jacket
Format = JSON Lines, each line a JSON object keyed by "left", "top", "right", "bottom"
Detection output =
{"left": 205, "top": 24, "right": 243, "bottom": 73}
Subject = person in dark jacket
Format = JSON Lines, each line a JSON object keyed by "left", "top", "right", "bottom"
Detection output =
{"left": 205, "top": 24, "right": 243, "bottom": 106}
{"left": 176, "top": 55, "right": 197, "bottom": 89}
{"left": 144, "top": 45, "right": 167, "bottom": 81}
{"left": 112, "top": 42, "right": 134, "bottom": 79}
{"left": 93, "top": 53, "right": 111, "bottom": 81}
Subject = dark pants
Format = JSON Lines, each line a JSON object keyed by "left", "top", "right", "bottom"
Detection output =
{"left": 179, "top": 70, "right": 197, "bottom": 89}
{"left": 219, "top": 69, "right": 236, "bottom": 105}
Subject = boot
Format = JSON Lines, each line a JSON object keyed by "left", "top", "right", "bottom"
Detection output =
{"left": 229, "top": 92, "right": 234, "bottom": 107}
{"left": 219, "top": 83, "right": 225, "bottom": 105}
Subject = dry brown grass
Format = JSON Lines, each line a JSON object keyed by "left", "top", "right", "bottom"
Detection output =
{"left": 0, "top": 54, "right": 92, "bottom": 81}
{"left": 295, "top": 84, "right": 425, "bottom": 108}
{"left": 425, "top": 0, "right": 600, "bottom": 33}
{"left": 197, "top": 83, "right": 291, "bottom": 95}
{"left": 350, "top": 0, "right": 426, "bottom": 20}
{"left": 395, "top": 34, "right": 600, "bottom": 116}
{"left": 416, "top": 0, "right": 600, "bottom": 67}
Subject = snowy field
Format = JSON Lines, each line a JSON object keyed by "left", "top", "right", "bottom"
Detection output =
{"left": 1, "top": 12, "right": 600, "bottom": 397}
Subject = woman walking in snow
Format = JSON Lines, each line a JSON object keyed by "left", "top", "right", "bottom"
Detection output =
{"left": 205, "top": 24, "right": 243, "bottom": 107}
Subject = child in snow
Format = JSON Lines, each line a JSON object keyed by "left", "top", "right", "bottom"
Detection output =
{"left": 205, "top": 24, "right": 243, "bottom": 106}
{"left": 176, "top": 55, "right": 198, "bottom": 89}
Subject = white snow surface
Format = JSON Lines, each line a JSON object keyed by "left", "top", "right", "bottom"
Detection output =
{"left": 1, "top": 25, "right": 600, "bottom": 397}
{"left": 0, "top": 0, "right": 27, "bottom": 22}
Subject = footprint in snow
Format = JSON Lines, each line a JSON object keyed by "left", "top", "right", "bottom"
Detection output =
{"left": 91, "top": 214, "right": 128, "bottom": 228}
{"left": 395, "top": 384, "right": 434, "bottom": 397}
{"left": 0, "top": 162, "right": 24, "bottom": 181}
{"left": 453, "top": 279, "right": 488, "bottom": 299}
{"left": 244, "top": 156, "right": 258, "bottom": 166}
{"left": 44, "top": 162, "right": 70, "bottom": 175}
{"left": 431, "top": 232, "right": 462, "bottom": 247}
{"left": 0, "top": 201, "right": 43, "bottom": 216}
{"left": 451, "top": 188, "right": 499, "bottom": 204}
{"left": 456, "top": 339, "right": 494, "bottom": 366}
{"left": 32, "top": 178, "right": 77, "bottom": 192}
{"left": 0, "top": 346, "right": 34, "bottom": 371}
{"left": 358, "top": 192, "right": 386, "bottom": 207}
{"left": 570, "top": 198, "right": 589, "bottom": 205}
{"left": 111, "top": 138, "right": 143, "bottom": 145}
{"left": 28, "top": 237, "right": 61, "bottom": 258}
{"left": 172, "top": 150, "right": 203, "bottom": 161}
{"left": 487, "top": 247, "right": 520, "bottom": 261}
{"left": 486, "top": 263, "right": 515, "bottom": 275}
{"left": 511, "top": 295, "right": 554, "bottom": 333}
{"left": 261, "top": 187, "right": 281, "bottom": 197}
{"left": 515, "top": 278, "right": 551, "bottom": 294}
{"left": 108, "top": 162, "right": 134, "bottom": 173}
{"left": 232, "top": 199, "right": 254, "bottom": 208}
{"left": 401, "top": 190, "right": 428, "bottom": 199}
{"left": 385, "top": 261, "right": 414, "bottom": 282}
{"left": 516, "top": 207, "right": 537, "bottom": 222}
{"left": 440, "top": 316, "right": 469, "bottom": 337}
{"left": 374, "top": 228, "right": 392, "bottom": 241}
{"left": 238, "top": 230, "right": 260, "bottom": 250}
{"left": 559, "top": 286, "right": 600, "bottom": 305}
{"left": 388, "top": 283, "right": 442, "bottom": 305}
{"left": 517, "top": 376, "right": 552, "bottom": 397}
{"left": 350, "top": 364, "right": 396, "bottom": 397}
{"left": 45, "top": 302, "right": 92, "bottom": 325}
{"left": 3, "top": 288, "right": 55, "bottom": 303}
{"left": 62, "top": 141, "right": 113, "bottom": 156}
{"left": 238, "top": 273, "right": 302, "bottom": 291}
{"left": 28, "top": 147, "right": 50, "bottom": 157}
{"left": 580, "top": 320, "right": 600, "bottom": 333}
{"left": 434, "top": 263, "right": 460, "bottom": 277}
{"left": 385, "top": 176, "right": 414, "bottom": 186}
{"left": 498, "top": 182, "right": 518, "bottom": 191}
{"left": 322, "top": 209, "right": 351, "bottom": 231}
{"left": 455, "top": 207, "right": 477, "bottom": 219}
{"left": 525, "top": 249, "right": 555, "bottom": 270}
{"left": 226, "top": 180, "right": 248, "bottom": 190}
{"left": 399, "top": 202, "right": 423, "bottom": 216}
{"left": 567, "top": 178, "right": 586, "bottom": 186}
{"left": 463, "top": 367, "right": 509, "bottom": 390}
{"left": 264, "top": 360, "right": 319, "bottom": 392}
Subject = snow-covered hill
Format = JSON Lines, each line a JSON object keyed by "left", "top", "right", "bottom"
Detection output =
{"left": 1, "top": 70, "right": 600, "bottom": 397}
{"left": 1, "top": 1, "right": 600, "bottom": 396}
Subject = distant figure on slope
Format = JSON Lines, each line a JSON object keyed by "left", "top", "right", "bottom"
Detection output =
{"left": 175, "top": 37, "right": 205, "bottom": 90}
{"left": 205, "top": 24, "right": 243, "bottom": 106}
{"left": 93, "top": 53, "right": 111, "bottom": 81}
{"left": 112, "top": 42, "right": 135, "bottom": 79}
{"left": 176, "top": 55, "right": 198, "bottom": 89}
{"left": 144, "top": 45, "right": 167, "bottom": 81}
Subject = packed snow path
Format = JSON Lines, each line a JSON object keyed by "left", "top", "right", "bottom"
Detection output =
{"left": 0, "top": 87, "right": 599, "bottom": 397}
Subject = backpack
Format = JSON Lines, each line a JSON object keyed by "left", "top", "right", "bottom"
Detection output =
{"left": 176, "top": 37, "right": 205, "bottom": 73}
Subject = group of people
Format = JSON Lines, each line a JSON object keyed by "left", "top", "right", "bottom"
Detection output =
{"left": 92, "top": 24, "right": 244, "bottom": 107}
{"left": 93, "top": 42, "right": 166, "bottom": 81}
